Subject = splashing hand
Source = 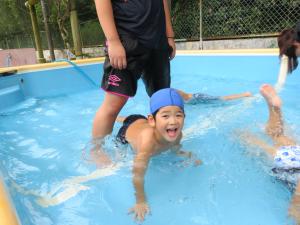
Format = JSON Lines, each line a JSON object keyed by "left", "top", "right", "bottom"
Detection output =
{"left": 128, "top": 202, "right": 150, "bottom": 222}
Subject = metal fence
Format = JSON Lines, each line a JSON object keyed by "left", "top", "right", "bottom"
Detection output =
{"left": 172, "top": 0, "right": 300, "bottom": 40}
{"left": 1, "top": 0, "right": 300, "bottom": 50}
{"left": 0, "top": 19, "right": 104, "bottom": 50}
{"left": 79, "top": 19, "right": 105, "bottom": 47}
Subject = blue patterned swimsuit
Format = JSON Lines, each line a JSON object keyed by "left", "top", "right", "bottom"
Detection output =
{"left": 273, "top": 145, "right": 300, "bottom": 185}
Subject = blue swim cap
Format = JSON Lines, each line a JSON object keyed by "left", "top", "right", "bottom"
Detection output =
{"left": 150, "top": 88, "right": 184, "bottom": 114}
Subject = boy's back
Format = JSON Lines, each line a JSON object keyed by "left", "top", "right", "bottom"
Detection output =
{"left": 125, "top": 119, "right": 157, "bottom": 154}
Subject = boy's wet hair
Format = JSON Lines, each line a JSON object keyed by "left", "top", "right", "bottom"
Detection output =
{"left": 277, "top": 28, "right": 299, "bottom": 73}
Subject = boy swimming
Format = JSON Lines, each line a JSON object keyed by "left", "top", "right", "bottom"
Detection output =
{"left": 176, "top": 89, "right": 252, "bottom": 104}
{"left": 116, "top": 88, "right": 200, "bottom": 222}
{"left": 239, "top": 84, "right": 300, "bottom": 223}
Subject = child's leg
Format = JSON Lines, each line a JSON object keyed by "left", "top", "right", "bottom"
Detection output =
{"left": 176, "top": 89, "right": 251, "bottom": 102}
{"left": 260, "top": 84, "right": 284, "bottom": 137}
{"left": 220, "top": 92, "right": 252, "bottom": 100}
{"left": 92, "top": 92, "right": 128, "bottom": 138}
{"left": 260, "top": 84, "right": 295, "bottom": 146}
{"left": 175, "top": 89, "right": 193, "bottom": 101}
{"left": 289, "top": 181, "right": 300, "bottom": 223}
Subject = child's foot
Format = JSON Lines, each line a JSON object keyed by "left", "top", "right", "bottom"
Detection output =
{"left": 243, "top": 92, "right": 252, "bottom": 97}
{"left": 260, "top": 84, "right": 282, "bottom": 107}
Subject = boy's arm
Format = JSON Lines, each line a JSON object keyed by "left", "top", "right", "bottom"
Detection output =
{"left": 94, "top": 0, "right": 126, "bottom": 70}
{"left": 163, "top": 0, "right": 176, "bottom": 59}
{"left": 128, "top": 147, "right": 151, "bottom": 222}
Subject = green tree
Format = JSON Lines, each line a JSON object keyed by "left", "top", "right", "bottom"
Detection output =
{"left": 0, "top": 0, "right": 31, "bottom": 37}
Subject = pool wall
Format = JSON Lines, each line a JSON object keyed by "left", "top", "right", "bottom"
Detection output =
{"left": 0, "top": 58, "right": 104, "bottom": 110}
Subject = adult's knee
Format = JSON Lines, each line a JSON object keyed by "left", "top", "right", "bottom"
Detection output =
{"left": 101, "top": 100, "right": 125, "bottom": 118}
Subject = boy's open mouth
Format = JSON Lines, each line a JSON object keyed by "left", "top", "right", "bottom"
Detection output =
{"left": 166, "top": 128, "right": 178, "bottom": 137}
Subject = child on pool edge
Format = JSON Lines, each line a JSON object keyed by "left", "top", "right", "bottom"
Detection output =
{"left": 116, "top": 88, "right": 201, "bottom": 222}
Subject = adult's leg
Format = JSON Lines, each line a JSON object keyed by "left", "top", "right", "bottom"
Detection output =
{"left": 95, "top": 36, "right": 144, "bottom": 138}
{"left": 92, "top": 92, "right": 128, "bottom": 138}
{"left": 90, "top": 93, "right": 127, "bottom": 167}
{"left": 142, "top": 48, "right": 170, "bottom": 97}
{"left": 260, "top": 84, "right": 295, "bottom": 146}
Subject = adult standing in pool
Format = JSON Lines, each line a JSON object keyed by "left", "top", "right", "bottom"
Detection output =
{"left": 92, "top": 0, "right": 176, "bottom": 142}
{"left": 276, "top": 21, "right": 300, "bottom": 91}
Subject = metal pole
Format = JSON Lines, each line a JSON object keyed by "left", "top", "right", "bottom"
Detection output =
{"left": 26, "top": 2, "right": 46, "bottom": 63}
{"left": 199, "top": 0, "right": 203, "bottom": 50}
{"left": 41, "top": 0, "right": 55, "bottom": 61}
{"left": 69, "top": 0, "right": 83, "bottom": 59}
{"left": 5, "top": 38, "right": 9, "bottom": 49}
{"left": 16, "top": 36, "right": 21, "bottom": 49}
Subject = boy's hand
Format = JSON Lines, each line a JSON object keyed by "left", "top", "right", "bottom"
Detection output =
{"left": 128, "top": 202, "right": 150, "bottom": 222}
{"left": 107, "top": 39, "right": 127, "bottom": 70}
{"left": 176, "top": 150, "right": 202, "bottom": 166}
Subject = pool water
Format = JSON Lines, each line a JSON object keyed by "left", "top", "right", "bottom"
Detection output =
{"left": 0, "top": 54, "right": 300, "bottom": 225}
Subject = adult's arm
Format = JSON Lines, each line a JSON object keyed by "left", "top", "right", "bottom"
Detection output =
{"left": 163, "top": 0, "right": 176, "bottom": 59}
{"left": 94, "top": 0, "right": 127, "bottom": 69}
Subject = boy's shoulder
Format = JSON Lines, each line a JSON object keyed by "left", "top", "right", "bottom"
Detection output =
{"left": 139, "top": 127, "right": 160, "bottom": 145}
{"left": 139, "top": 126, "right": 155, "bottom": 141}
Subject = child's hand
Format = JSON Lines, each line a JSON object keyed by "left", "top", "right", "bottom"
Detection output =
{"left": 107, "top": 39, "right": 127, "bottom": 70}
{"left": 128, "top": 202, "right": 150, "bottom": 222}
{"left": 176, "top": 150, "right": 202, "bottom": 167}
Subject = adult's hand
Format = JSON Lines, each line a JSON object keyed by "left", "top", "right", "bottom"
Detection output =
{"left": 107, "top": 39, "right": 127, "bottom": 70}
{"left": 168, "top": 37, "right": 176, "bottom": 60}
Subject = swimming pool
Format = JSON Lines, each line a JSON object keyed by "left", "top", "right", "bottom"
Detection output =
{"left": 0, "top": 50, "right": 299, "bottom": 225}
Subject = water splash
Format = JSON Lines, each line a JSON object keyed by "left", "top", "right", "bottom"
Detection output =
{"left": 274, "top": 55, "right": 288, "bottom": 93}
{"left": 11, "top": 163, "right": 122, "bottom": 207}
{"left": 183, "top": 94, "right": 263, "bottom": 140}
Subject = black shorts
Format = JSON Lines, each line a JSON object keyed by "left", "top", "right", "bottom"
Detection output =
{"left": 101, "top": 35, "right": 171, "bottom": 97}
{"left": 116, "top": 114, "right": 147, "bottom": 144}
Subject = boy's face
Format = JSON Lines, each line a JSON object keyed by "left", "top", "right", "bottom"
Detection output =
{"left": 152, "top": 105, "right": 184, "bottom": 143}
